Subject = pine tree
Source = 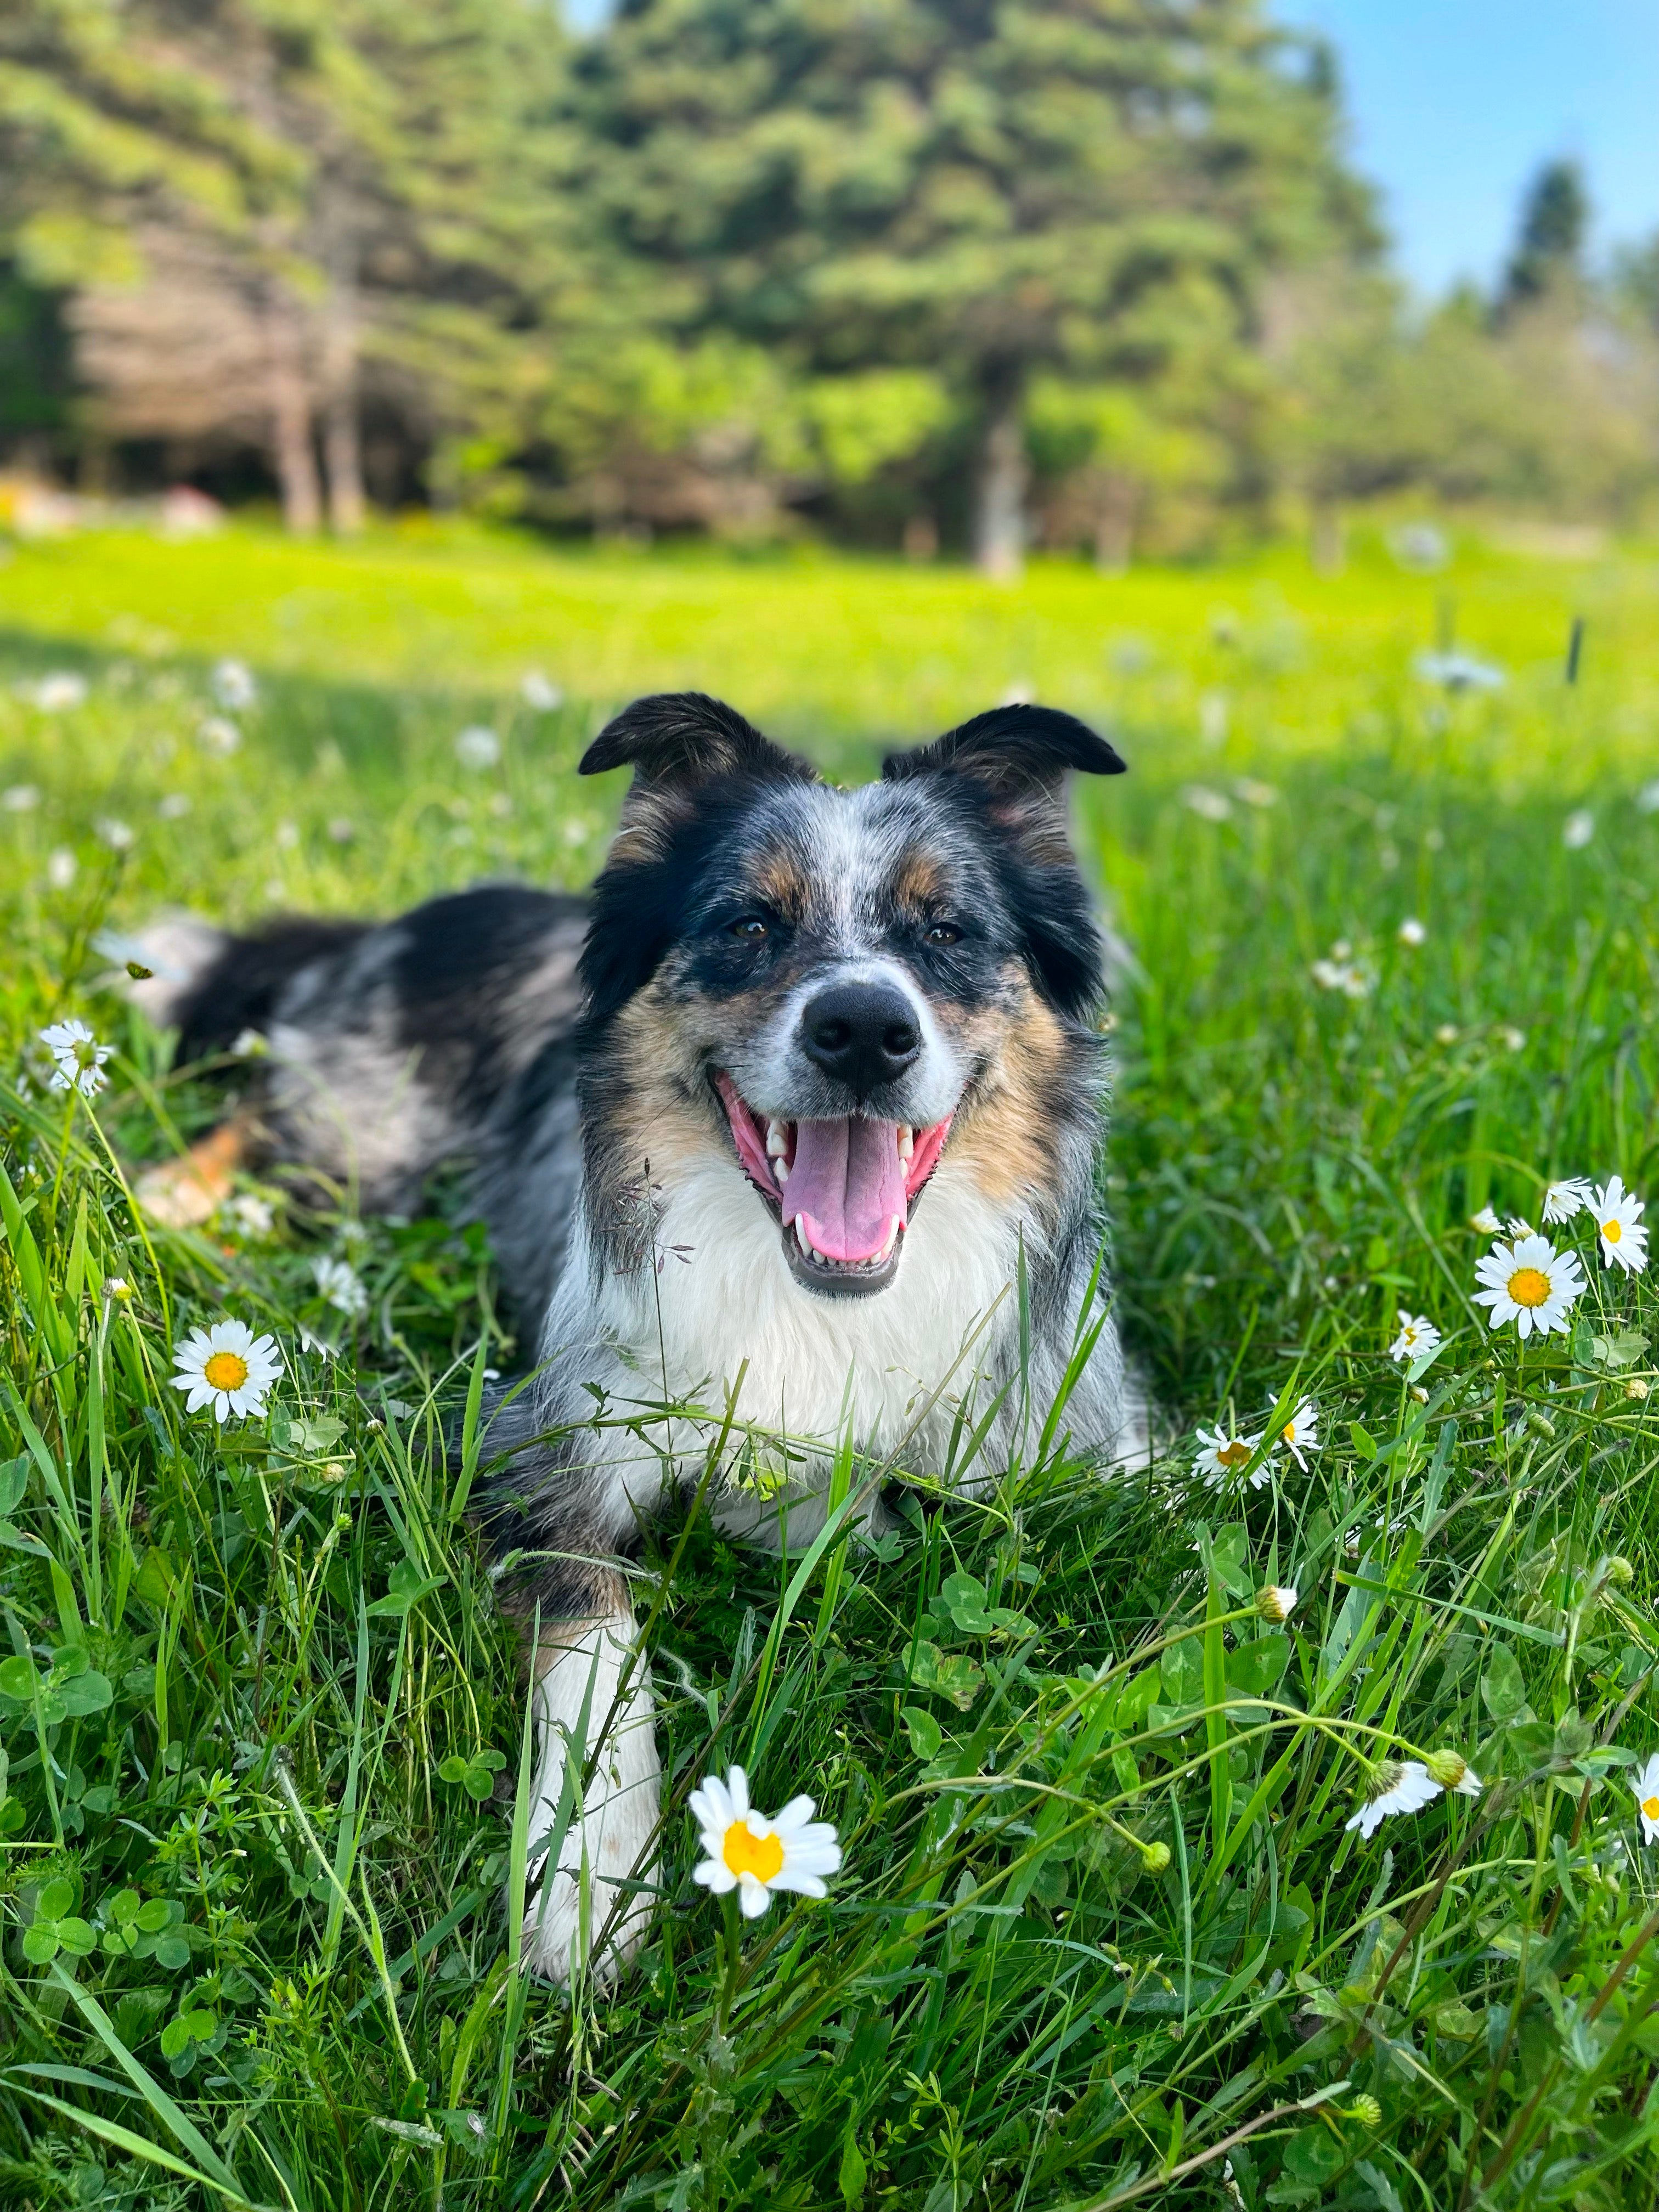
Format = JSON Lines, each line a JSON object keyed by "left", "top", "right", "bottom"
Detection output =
{"left": 1, "top": 0, "right": 572, "bottom": 526}
{"left": 573, "top": 0, "right": 1370, "bottom": 572}
{"left": 1503, "top": 158, "right": 1589, "bottom": 312}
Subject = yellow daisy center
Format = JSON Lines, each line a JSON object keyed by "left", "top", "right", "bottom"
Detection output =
{"left": 1644, "top": 1795, "right": 1659, "bottom": 1822}
{"left": 203, "top": 1350, "right": 250, "bottom": 1392}
{"left": 1603, "top": 1218, "right": 1622, "bottom": 1244}
{"left": 1216, "top": 1439, "right": 1251, "bottom": 1470}
{"left": 722, "top": 1819, "right": 783, "bottom": 1884}
{"left": 1506, "top": 1267, "right": 1551, "bottom": 1308}
{"left": 1282, "top": 1420, "right": 1300, "bottom": 1444}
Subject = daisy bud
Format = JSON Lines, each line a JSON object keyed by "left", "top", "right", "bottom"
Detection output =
{"left": 1424, "top": 1749, "right": 1482, "bottom": 1796}
{"left": 1604, "top": 1555, "right": 1635, "bottom": 1587}
{"left": 1626, "top": 1378, "right": 1650, "bottom": 1401}
{"left": 1140, "top": 1841, "right": 1171, "bottom": 1875}
{"left": 103, "top": 1276, "right": 133, "bottom": 1302}
{"left": 1410, "top": 1386, "right": 1429, "bottom": 1404}
{"left": 1255, "top": 1583, "right": 1299, "bottom": 1624}
{"left": 1346, "top": 2094, "right": 1383, "bottom": 2129}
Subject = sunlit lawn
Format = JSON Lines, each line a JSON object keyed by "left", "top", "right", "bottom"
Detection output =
{"left": 3, "top": 523, "right": 1659, "bottom": 2208}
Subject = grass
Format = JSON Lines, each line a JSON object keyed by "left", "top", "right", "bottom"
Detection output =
{"left": 3, "top": 522, "right": 1659, "bottom": 2208}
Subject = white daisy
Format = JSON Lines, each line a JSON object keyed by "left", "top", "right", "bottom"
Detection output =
{"left": 170, "top": 1318, "right": 281, "bottom": 1423}
{"left": 455, "top": 725, "right": 501, "bottom": 770}
{"left": 1633, "top": 1753, "right": 1659, "bottom": 1845}
{"left": 1414, "top": 651, "right": 1504, "bottom": 693}
{"left": 47, "top": 849, "right": 76, "bottom": 889}
{"left": 1469, "top": 1206, "right": 1502, "bottom": 1234}
{"left": 1388, "top": 1311, "right": 1442, "bottom": 1364}
{"left": 198, "top": 715, "right": 241, "bottom": 756}
{"left": 314, "top": 1256, "right": 368, "bottom": 1317}
{"left": 1542, "top": 1178, "right": 1594, "bottom": 1225}
{"left": 3, "top": 783, "right": 40, "bottom": 811}
{"left": 1472, "top": 1233, "right": 1585, "bottom": 1339}
{"left": 1311, "top": 956, "right": 1372, "bottom": 999}
{"left": 211, "top": 658, "right": 258, "bottom": 710}
{"left": 29, "top": 671, "right": 89, "bottom": 711}
{"left": 224, "top": 1192, "right": 275, "bottom": 1238}
{"left": 1562, "top": 810, "right": 1595, "bottom": 851}
{"left": 689, "top": 1766, "right": 841, "bottom": 1920}
{"left": 1397, "top": 917, "right": 1426, "bottom": 947}
{"left": 1504, "top": 1217, "right": 1534, "bottom": 1239}
{"left": 1193, "top": 1422, "right": 1262, "bottom": 1487}
{"left": 95, "top": 817, "right": 135, "bottom": 851}
{"left": 1256, "top": 1584, "right": 1298, "bottom": 1624}
{"left": 1273, "top": 1398, "right": 1319, "bottom": 1472}
{"left": 39, "top": 1018, "right": 112, "bottom": 1098}
{"left": 1345, "top": 1759, "right": 1442, "bottom": 1839}
{"left": 521, "top": 671, "right": 562, "bottom": 711}
{"left": 1592, "top": 1176, "right": 1647, "bottom": 1276}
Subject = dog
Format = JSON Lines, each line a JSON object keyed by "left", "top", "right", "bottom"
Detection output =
{"left": 132, "top": 691, "right": 1147, "bottom": 1979}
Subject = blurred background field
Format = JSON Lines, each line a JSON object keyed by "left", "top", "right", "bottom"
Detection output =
{"left": 1, "top": 521, "right": 1654, "bottom": 763}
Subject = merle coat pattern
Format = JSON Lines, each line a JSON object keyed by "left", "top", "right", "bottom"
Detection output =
{"left": 140, "top": 693, "right": 1147, "bottom": 1979}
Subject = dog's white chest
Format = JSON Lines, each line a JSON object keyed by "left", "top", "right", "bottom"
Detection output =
{"left": 600, "top": 1156, "right": 1023, "bottom": 1462}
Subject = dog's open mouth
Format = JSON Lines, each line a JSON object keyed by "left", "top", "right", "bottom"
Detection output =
{"left": 714, "top": 1073, "right": 952, "bottom": 1295}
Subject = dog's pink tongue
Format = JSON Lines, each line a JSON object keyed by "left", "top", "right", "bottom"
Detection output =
{"left": 782, "top": 1118, "right": 906, "bottom": 1262}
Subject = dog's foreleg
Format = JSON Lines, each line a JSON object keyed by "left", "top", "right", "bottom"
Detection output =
{"left": 521, "top": 1576, "right": 661, "bottom": 1985}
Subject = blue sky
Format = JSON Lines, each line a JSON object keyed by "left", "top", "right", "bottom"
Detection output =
{"left": 1276, "top": 0, "right": 1659, "bottom": 295}
{"left": 562, "top": 0, "right": 1659, "bottom": 300}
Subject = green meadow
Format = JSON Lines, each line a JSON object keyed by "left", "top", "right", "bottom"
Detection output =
{"left": 3, "top": 522, "right": 1659, "bottom": 2209}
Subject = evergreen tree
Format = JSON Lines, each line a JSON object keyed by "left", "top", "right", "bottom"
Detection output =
{"left": 1502, "top": 157, "right": 1589, "bottom": 311}
{"left": 573, "top": 0, "right": 1372, "bottom": 571}
{"left": 0, "top": 0, "right": 572, "bottom": 526}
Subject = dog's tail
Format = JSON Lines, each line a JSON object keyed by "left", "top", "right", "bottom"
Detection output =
{"left": 108, "top": 912, "right": 368, "bottom": 1063}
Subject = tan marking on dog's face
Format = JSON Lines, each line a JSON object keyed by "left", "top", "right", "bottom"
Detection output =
{"left": 946, "top": 973, "right": 1074, "bottom": 1211}
{"left": 890, "top": 847, "right": 950, "bottom": 918}
{"left": 748, "top": 850, "right": 814, "bottom": 924}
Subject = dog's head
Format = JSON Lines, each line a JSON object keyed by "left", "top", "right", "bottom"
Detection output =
{"left": 578, "top": 691, "right": 1125, "bottom": 1299}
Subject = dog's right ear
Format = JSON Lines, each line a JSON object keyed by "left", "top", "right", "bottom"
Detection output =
{"left": 582, "top": 693, "right": 814, "bottom": 795}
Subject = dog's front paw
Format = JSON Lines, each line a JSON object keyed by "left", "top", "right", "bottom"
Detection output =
{"left": 522, "top": 1766, "right": 660, "bottom": 1984}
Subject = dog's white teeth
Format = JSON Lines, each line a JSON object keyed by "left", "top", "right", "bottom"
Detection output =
{"left": 897, "top": 1125, "right": 914, "bottom": 1161}
{"left": 877, "top": 1218, "right": 899, "bottom": 1263}
{"left": 773, "top": 1158, "right": 789, "bottom": 1187}
{"left": 795, "top": 1220, "right": 814, "bottom": 1257}
{"left": 765, "top": 1118, "right": 789, "bottom": 1158}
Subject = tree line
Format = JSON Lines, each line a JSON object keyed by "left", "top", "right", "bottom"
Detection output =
{"left": 2, "top": 0, "right": 1655, "bottom": 569}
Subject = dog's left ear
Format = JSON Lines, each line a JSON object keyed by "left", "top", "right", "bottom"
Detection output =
{"left": 885, "top": 704, "right": 1121, "bottom": 1019}
{"left": 882, "top": 704, "right": 1126, "bottom": 795}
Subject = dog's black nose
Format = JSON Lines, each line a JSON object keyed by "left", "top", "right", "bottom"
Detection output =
{"left": 800, "top": 981, "right": 921, "bottom": 1097}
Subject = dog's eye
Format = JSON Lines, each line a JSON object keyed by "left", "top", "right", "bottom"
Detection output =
{"left": 923, "top": 922, "right": 962, "bottom": 947}
{"left": 730, "top": 916, "right": 770, "bottom": 942}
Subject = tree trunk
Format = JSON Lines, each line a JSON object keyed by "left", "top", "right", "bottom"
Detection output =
{"left": 1311, "top": 498, "right": 1344, "bottom": 575}
{"left": 262, "top": 289, "right": 321, "bottom": 534}
{"left": 972, "top": 380, "right": 1028, "bottom": 582}
{"left": 1093, "top": 473, "right": 1139, "bottom": 574}
{"left": 320, "top": 208, "right": 366, "bottom": 534}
